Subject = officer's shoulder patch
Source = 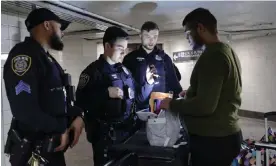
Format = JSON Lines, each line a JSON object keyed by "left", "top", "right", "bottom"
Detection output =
{"left": 78, "top": 73, "right": 90, "bottom": 89}
{"left": 11, "top": 55, "right": 32, "bottom": 76}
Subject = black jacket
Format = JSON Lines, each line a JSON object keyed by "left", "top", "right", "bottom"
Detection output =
{"left": 3, "top": 37, "right": 68, "bottom": 136}
{"left": 123, "top": 46, "right": 182, "bottom": 109}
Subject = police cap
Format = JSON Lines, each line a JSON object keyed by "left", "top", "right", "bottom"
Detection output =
{"left": 25, "top": 8, "right": 70, "bottom": 32}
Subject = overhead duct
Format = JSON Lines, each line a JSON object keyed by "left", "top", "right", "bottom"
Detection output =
{"left": 40, "top": 1, "right": 140, "bottom": 33}
{"left": 1, "top": 1, "right": 140, "bottom": 33}
{"left": 80, "top": 27, "right": 276, "bottom": 41}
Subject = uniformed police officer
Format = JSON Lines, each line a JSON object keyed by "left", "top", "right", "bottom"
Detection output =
{"left": 123, "top": 21, "right": 183, "bottom": 110}
{"left": 3, "top": 8, "right": 84, "bottom": 166}
{"left": 75, "top": 26, "right": 154, "bottom": 166}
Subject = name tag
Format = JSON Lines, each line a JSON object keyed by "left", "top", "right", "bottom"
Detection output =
{"left": 111, "top": 74, "right": 118, "bottom": 79}
{"left": 137, "top": 57, "right": 145, "bottom": 62}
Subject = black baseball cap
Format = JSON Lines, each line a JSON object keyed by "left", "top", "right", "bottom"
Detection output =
{"left": 25, "top": 8, "right": 70, "bottom": 32}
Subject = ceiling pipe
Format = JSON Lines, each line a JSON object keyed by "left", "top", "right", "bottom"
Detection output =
{"left": 65, "top": 29, "right": 104, "bottom": 36}
{"left": 39, "top": 0, "right": 140, "bottom": 33}
{"left": 78, "top": 28, "right": 276, "bottom": 41}
{"left": 221, "top": 28, "right": 276, "bottom": 35}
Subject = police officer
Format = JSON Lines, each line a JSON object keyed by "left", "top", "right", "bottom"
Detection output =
{"left": 75, "top": 26, "right": 154, "bottom": 166}
{"left": 123, "top": 21, "right": 183, "bottom": 110}
{"left": 3, "top": 8, "right": 84, "bottom": 166}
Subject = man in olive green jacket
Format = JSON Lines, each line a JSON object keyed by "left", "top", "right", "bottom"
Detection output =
{"left": 160, "top": 8, "right": 243, "bottom": 166}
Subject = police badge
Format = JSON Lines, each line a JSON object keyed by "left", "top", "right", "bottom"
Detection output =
{"left": 11, "top": 55, "right": 32, "bottom": 76}
{"left": 155, "top": 54, "right": 162, "bottom": 61}
{"left": 78, "top": 73, "right": 90, "bottom": 89}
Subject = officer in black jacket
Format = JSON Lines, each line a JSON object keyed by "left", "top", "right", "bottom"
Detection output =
{"left": 123, "top": 21, "right": 183, "bottom": 110}
{"left": 3, "top": 8, "right": 84, "bottom": 166}
{"left": 75, "top": 26, "right": 154, "bottom": 166}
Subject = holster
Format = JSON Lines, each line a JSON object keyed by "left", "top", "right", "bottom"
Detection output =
{"left": 7, "top": 129, "right": 32, "bottom": 166}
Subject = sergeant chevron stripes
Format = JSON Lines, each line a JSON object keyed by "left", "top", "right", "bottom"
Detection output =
{"left": 15, "top": 80, "right": 31, "bottom": 95}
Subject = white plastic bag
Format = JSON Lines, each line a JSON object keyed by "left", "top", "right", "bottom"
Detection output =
{"left": 136, "top": 109, "right": 182, "bottom": 147}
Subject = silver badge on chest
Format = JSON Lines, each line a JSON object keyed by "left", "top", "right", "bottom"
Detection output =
{"left": 155, "top": 54, "right": 162, "bottom": 61}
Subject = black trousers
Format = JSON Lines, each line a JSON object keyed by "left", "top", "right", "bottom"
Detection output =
{"left": 92, "top": 142, "right": 107, "bottom": 166}
{"left": 189, "top": 131, "right": 242, "bottom": 166}
{"left": 9, "top": 148, "right": 66, "bottom": 166}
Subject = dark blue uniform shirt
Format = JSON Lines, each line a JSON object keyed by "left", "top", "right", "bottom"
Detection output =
{"left": 3, "top": 37, "right": 68, "bottom": 136}
{"left": 75, "top": 54, "right": 153, "bottom": 143}
{"left": 123, "top": 46, "right": 182, "bottom": 109}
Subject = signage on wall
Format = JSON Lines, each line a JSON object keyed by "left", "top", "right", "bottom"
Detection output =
{"left": 173, "top": 50, "right": 203, "bottom": 63}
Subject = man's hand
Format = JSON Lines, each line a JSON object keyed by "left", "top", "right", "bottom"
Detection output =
{"left": 146, "top": 65, "right": 157, "bottom": 85}
{"left": 108, "top": 87, "right": 124, "bottom": 99}
{"left": 69, "top": 116, "right": 84, "bottom": 148}
{"left": 55, "top": 130, "right": 69, "bottom": 152}
{"left": 179, "top": 90, "right": 187, "bottom": 98}
{"left": 160, "top": 98, "right": 173, "bottom": 110}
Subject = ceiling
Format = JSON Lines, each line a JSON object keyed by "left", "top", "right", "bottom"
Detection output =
{"left": 2, "top": 1, "right": 276, "bottom": 40}
{"left": 64, "top": 1, "right": 276, "bottom": 32}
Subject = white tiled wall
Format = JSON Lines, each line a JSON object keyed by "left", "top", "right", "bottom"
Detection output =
{"left": 1, "top": 10, "right": 29, "bottom": 166}
{"left": 1, "top": 11, "right": 29, "bottom": 54}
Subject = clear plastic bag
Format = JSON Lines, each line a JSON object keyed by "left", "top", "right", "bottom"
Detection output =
{"left": 145, "top": 110, "right": 182, "bottom": 147}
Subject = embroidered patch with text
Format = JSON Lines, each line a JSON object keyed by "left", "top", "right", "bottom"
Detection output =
{"left": 128, "top": 88, "right": 134, "bottom": 99}
{"left": 136, "top": 57, "right": 145, "bottom": 62}
{"left": 12, "top": 55, "right": 32, "bottom": 76}
{"left": 15, "top": 80, "right": 31, "bottom": 95}
{"left": 78, "top": 73, "right": 90, "bottom": 89}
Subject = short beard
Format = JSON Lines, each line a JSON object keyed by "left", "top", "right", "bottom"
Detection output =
{"left": 192, "top": 34, "right": 204, "bottom": 50}
{"left": 49, "top": 33, "right": 64, "bottom": 51}
{"left": 193, "top": 43, "right": 204, "bottom": 50}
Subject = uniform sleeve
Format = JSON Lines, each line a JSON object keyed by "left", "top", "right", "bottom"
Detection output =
{"left": 135, "top": 78, "right": 154, "bottom": 106}
{"left": 75, "top": 69, "right": 109, "bottom": 119}
{"left": 169, "top": 52, "right": 229, "bottom": 116}
{"left": 164, "top": 54, "right": 183, "bottom": 96}
{"left": 3, "top": 54, "right": 66, "bottom": 134}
